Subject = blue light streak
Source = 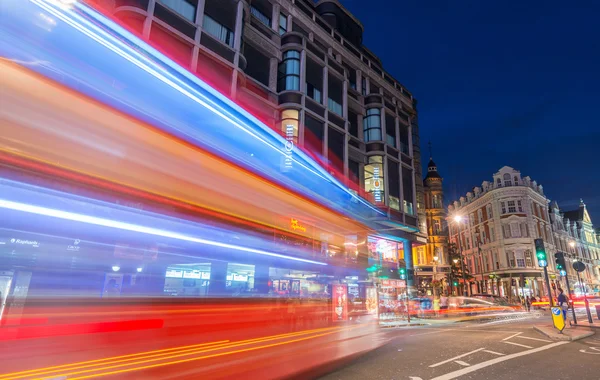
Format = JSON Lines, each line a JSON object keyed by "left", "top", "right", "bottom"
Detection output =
{"left": 0, "top": 0, "right": 396, "bottom": 227}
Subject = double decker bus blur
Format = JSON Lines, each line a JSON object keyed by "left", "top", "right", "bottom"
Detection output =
{"left": 0, "top": 1, "right": 386, "bottom": 378}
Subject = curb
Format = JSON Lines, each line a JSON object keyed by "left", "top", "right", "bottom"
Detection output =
{"left": 533, "top": 325, "right": 595, "bottom": 341}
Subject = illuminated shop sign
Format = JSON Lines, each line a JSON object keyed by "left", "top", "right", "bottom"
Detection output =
{"left": 233, "top": 274, "right": 248, "bottom": 282}
{"left": 9, "top": 238, "right": 40, "bottom": 248}
{"left": 183, "top": 270, "right": 201, "bottom": 279}
{"left": 283, "top": 124, "right": 295, "bottom": 171}
{"left": 166, "top": 268, "right": 184, "bottom": 278}
{"left": 290, "top": 218, "right": 306, "bottom": 232}
{"left": 373, "top": 167, "right": 382, "bottom": 203}
{"left": 332, "top": 284, "right": 348, "bottom": 321}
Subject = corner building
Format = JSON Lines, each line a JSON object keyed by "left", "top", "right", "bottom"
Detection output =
{"left": 447, "top": 166, "right": 558, "bottom": 299}
{"left": 88, "top": 0, "right": 426, "bottom": 282}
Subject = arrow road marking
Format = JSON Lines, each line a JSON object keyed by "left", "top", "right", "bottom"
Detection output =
{"left": 429, "top": 348, "right": 485, "bottom": 368}
{"left": 503, "top": 341, "right": 533, "bottom": 349}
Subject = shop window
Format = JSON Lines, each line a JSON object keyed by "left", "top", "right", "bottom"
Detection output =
{"left": 364, "top": 156, "right": 384, "bottom": 203}
{"left": 226, "top": 263, "right": 255, "bottom": 292}
{"left": 280, "top": 109, "right": 299, "bottom": 144}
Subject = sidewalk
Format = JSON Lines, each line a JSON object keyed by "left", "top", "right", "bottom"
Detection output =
{"left": 533, "top": 324, "right": 595, "bottom": 341}
{"left": 378, "top": 311, "right": 538, "bottom": 328}
{"left": 572, "top": 320, "right": 600, "bottom": 329}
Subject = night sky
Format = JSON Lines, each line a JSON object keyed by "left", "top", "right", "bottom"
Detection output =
{"left": 341, "top": 0, "right": 600, "bottom": 221}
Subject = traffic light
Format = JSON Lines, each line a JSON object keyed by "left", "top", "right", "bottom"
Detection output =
{"left": 453, "top": 280, "right": 458, "bottom": 286}
{"left": 554, "top": 251, "right": 566, "bottom": 274}
{"left": 399, "top": 267, "right": 407, "bottom": 280}
{"left": 534, "top": 238, "right": 547, "bottom": 267}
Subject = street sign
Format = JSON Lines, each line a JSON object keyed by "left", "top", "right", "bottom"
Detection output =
{"left": 551, "top": 307, "right": 565, "bottom": 332}
{"left": 573, "top": 261, "right": 586, "bottom": 273}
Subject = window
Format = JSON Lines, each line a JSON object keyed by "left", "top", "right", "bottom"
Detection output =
{"left": 487, "top": 204, "right": 493, "bottom": 218}
{"left": 363, "top": 108, "right": 382, "bottom": 142}
{"left": 361, "top": 77, "right": 367, "bottom": 96}
{"left": 432, "top": 194, "right": 442, "bottom": 209}
{"left": 327, "top": 98, "right": 343, "bottom": 116}
{"left": 203, "top": 14, "right": 234, "bottom": 47}
{"left": 348, "top": 160, "right": 360, "bottom": 186}
{"left": 477, "top": 209, "right": 483, "bottom": 224}
{"left": 304, "top": 115, "right": 323, "bottom": 155}
{"left": 490, "top": 226, "right": 495, "bottom": 242}
{"left": 434, "top": 220, "right": 441, "bottom": 235}
{"left": 160, "top": 0, "right": 196, "bottom": 22}
{"left": 520, "top": 223, "right": 528, "bottom": 238}
{"left": 517, "top": 200, "right": 523, "bottom": 212}
{"left": 348, "top": 110, "right": 359, "bottom": 138}
{"left": 388, "top": 160, "right": 400, "bottom": 211}
{"left": 328, "top": 74, "right": 343, "bottom": 116}
{"left": 494, "top": 251, "right": 500, "bottom": 269}
{"left": 514, "top": 176, "right": 519, "bottom": 185}
{"left": 503, "top": 224, "right": 510, "bottom": 239}
{"left": 402, "top": 166, "right": 414, "bottom": 215}
{"left": 327, "top": 127, "right": 344, "bottom": 174}
{"left": 515, "top": 251, "right": 525, "bottom": 268}
{"left": 364, "top": 156, "right": 384, "bottom": 203}
{"left": 306, "top": 82, "right": 322, "bottom": 103}
{"left": 496, "top": 178, "right": 502, "bottom": 187}
{"left": 277, "top": 50, "right": 300, "bottom": 91}
{"left": 510, "top": 223, "right": 520, "bottom": 238}
{"left": 250, "top": 6, "right": 271, "bottom": 27}
{"left": 507, "top": 251, "right": 515, "bottom": 267}
{"left": 482, "top": 230, "right": 487, "bottom": 243}
{"left": 385, "top": 113, "right": 396, "bottom": 148}
{"left": 280, "top": 109, "right": 299, "bottom": 144}
{"left": 279, "top": 13, "right": 287, "bottom": 35}
{"left": 469, "top": 214, "right": 475, "bottom": 227}
{"left": 507, "top": 200, "right": 516, "bottom": 213}
{"left": 503, "top": 173, "right": 512, "bottom": 187}
{"left": 501, "top": 202, "right": 507, "bottom": 214}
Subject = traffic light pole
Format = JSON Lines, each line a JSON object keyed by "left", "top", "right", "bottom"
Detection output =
{"left": 563, "top": 273, "right": 577, "bottom": 324}
{"left": 543, "top": 266, "right": 553, "bottom": 308}
{"left": 575, "top": 271, "right": 593, "bottom": 324}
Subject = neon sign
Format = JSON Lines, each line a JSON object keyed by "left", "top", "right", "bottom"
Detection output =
{"left": 290, "top": 218, "right": 306, "bottom": 232}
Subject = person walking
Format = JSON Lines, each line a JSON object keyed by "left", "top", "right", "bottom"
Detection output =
{"left": 557, "top": 288, "right": 568, "bottom": 322}
{"left": 525, "top": 296, "right": 531, "bottom": 312}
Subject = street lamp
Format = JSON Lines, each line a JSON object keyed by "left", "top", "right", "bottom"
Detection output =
{"left": 452, "top": 215, "right": 468, "bottom": 297}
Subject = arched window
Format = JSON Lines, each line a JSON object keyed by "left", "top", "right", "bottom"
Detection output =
{"left": 496, "top": 178, "right": 501, "bottom": 187}
{"left": 503, "top": 173, "right": 512, "bottom": 187}
{"left": 277, "top": 50, "right": 300, "bottom": 91}
{"left": 363, "top": 108, "right": 382, "bottom": 142}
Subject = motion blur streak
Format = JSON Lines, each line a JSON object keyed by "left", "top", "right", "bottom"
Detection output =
{"left": 0, "top": 199, "right": 327, "bottom": 266}
{"left": 0, "top": 0, "right": 390, "bottom": 225}
{"left": 50, "top": 326, "right": 359, "bottom": 380}
{"left": 1, "top": 327, "right": 345, "bottom": 380}
{"left": 0, "top": 61, "right": 368, "bottom": 241}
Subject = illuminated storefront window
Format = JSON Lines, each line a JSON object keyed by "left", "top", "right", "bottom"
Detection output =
{"left": 364, "top": 156, "right": 384, "bottom": 204}
{"left": 367, "top": 236, "right": 398, "bottom": 263}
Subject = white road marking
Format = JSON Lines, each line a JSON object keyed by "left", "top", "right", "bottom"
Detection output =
{"left": 502, "top": 332, "right": 522, "bottom": 341}
{"left": 579, "top": 349, "right": 600, "bottom": 355}
{"left": 502, "top": 341, "right": 533, "bottom": 349}
{"left": 408, "top": 377, "right": 423, "bottom": 380}
{"left": 454, "top": 360, "right": 470, "bottom": 366}
{"left": 429, "top": 342, "right": 569, "bottom": 380}
{"left": 483, "top": 350, "right": 505, "bottom": 356}
{"left": 515, "top": 335, "right": 551, "bottom": 343}
{"left": 429, "top": 348, "right": 485, "bottom": 368}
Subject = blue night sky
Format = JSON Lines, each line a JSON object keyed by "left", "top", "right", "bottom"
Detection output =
{"left": 341, "top": 0, "right": 600, "bottom": 220}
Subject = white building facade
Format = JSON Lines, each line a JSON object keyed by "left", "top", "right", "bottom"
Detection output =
{"left": 549, "top": 200, "right": 600, "bottom": 295}
{"left": 447, "top": 166, "right": 559, "bottom": 299}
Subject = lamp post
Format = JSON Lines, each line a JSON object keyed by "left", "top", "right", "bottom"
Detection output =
{"left": 453, "top": 215, "right": 468, "bottom": 296}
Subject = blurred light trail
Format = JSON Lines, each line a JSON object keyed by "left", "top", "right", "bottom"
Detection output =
{"left": 0, "top": 0, "right": 401, "bottom": 230}
{"left": 0, "top": 60, "right": 370, "bottom": 242}
{"left": 0, "top": 198, "right": 327, "bottom": 266}
{"left": 2, "top": 325, "right": 358, "bottom": 380}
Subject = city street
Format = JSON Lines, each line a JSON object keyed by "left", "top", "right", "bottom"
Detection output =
{"left": 321, "top": 316, "right": 599, "bottom": 380}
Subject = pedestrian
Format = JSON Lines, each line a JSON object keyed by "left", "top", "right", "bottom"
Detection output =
{"left": 433, "top": 297, "right": 440, "bottom": 317}
{"left": 525, "top": 296, "right": 531, "bottom": 312}
{"left": 557, "top": 288, "right": 568, "bottom": 322}
{"left": 440, "top": 294, "right": 448, "bottom": 317}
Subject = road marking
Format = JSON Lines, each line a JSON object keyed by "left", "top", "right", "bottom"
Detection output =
{"left": 429, "top": 342, "right": 569, "bottom": 380}
{"left": 454, "top": 360, "right": 470, "bottom": 366}
{"left": 515, "top": 335, "right": 551, "bottom": 343}
{"left": 408, "top": 377, "right": 423, "bottom": 380}
{"left": 502, "top": 341, "right": 533, "bottom": 349}
{"left": 579, "top": 349, "right": 600, "bottom": 355}
{"left": 502, "top": 332, "right": 522, "bottom": 341}
{"left": 428, "top": 348, "right": 485, "bottom": 368}
{"left": 483, "top": 350, "right": 505, "bottom": 356}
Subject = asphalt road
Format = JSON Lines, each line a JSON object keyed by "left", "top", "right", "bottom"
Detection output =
{"left": 319, "top": 317, "right": 599, "bottom": 380}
